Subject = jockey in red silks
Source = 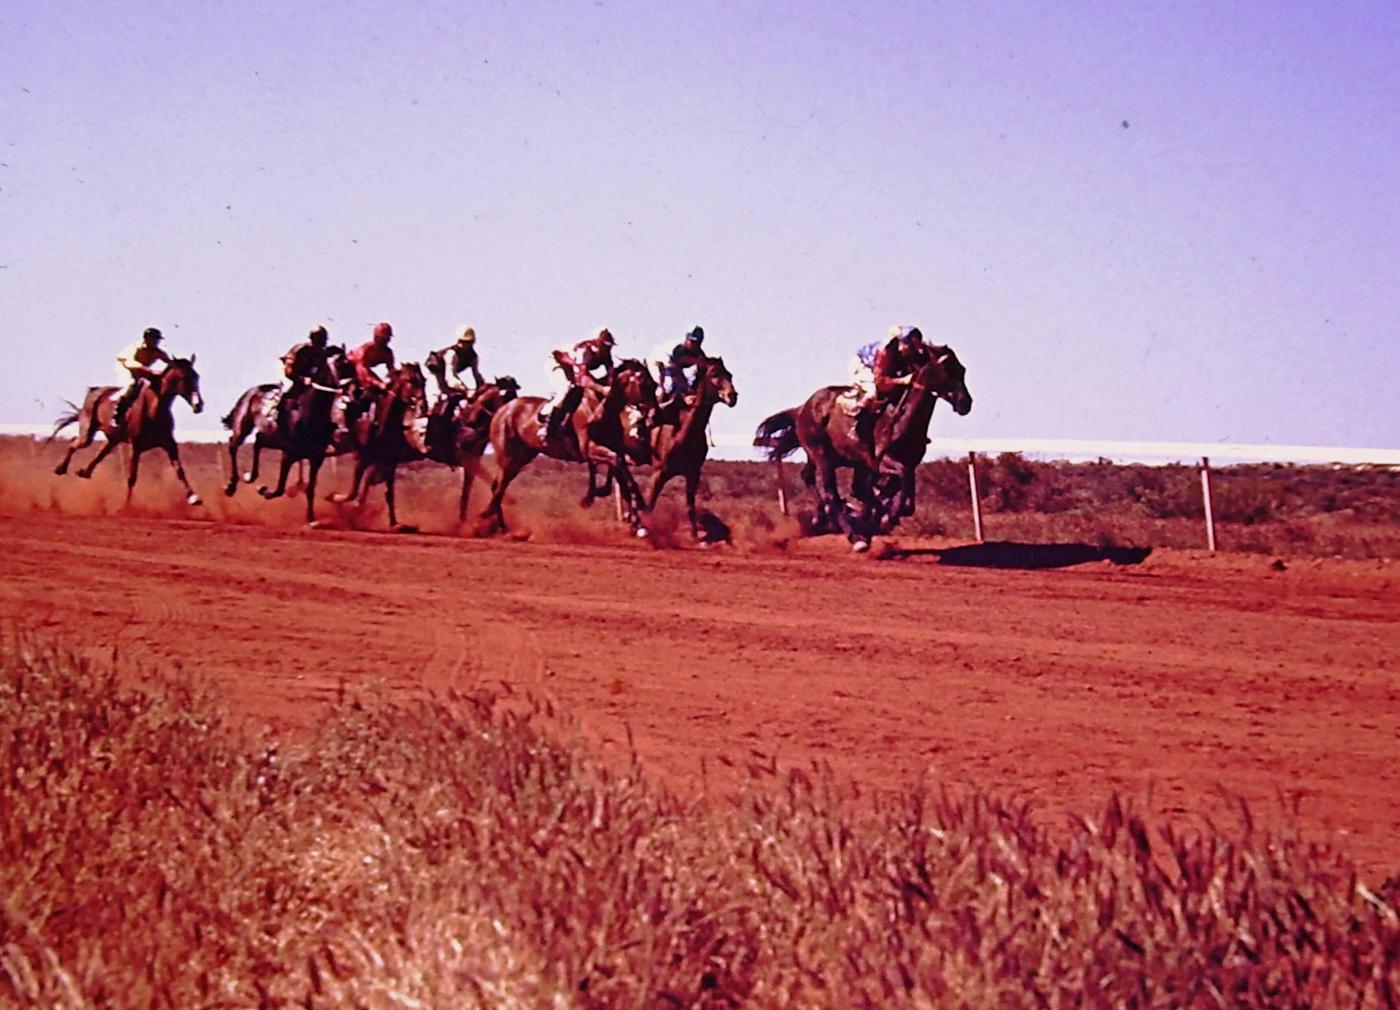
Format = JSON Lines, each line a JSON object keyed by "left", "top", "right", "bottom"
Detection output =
{"left": 539, "top": 327, "right": 616, "bottom": 438}
{"left": 348, "top": 321, "right": 396, "bottom": 392}
{"left": 851, "top": 325, "right": 925, "bottom": 414}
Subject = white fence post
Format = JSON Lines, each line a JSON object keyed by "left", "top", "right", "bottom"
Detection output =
{"left": 776, "top": 459, "right": 789, "bottom": 516}
{"left": 967, "top": 451, "right": 984, "bottom": 543}
{"left": 614, "top": 480, "right": 624, "bottom": 521}
{"left": 1200, "top": 456, "right": 1217, "bottom": 552}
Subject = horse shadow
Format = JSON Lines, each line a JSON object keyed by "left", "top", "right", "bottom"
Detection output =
{"left": 879, "top": 540, "right": 1153, "bottom": 569}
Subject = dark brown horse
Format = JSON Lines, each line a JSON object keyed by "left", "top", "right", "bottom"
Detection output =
{"left": 424, "top": 377, "right": 520, "bottom": 520}
{"left": 328, "top": 363, "right": 429, "bottom": 531}
{"left": 754, "top": 345, "right": 972, "bottom": 550}
{"left": 643, "top": 356, "right": 738, "bottom": 540}
{"left": 53, "top": 357, "right": 207, "bottom": 506}
{"left": 221, "top": 346, "right": 355, "bottom": 525}
{"left": 480, "top": 359, "right": 657, "bottom": 535}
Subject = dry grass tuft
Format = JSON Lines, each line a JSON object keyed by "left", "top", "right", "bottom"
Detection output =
{"left": 2, "top": 633, "right": 1397, "bottom": 1008}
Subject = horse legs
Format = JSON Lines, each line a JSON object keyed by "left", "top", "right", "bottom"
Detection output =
{"left": 684, "top": 470, "right": 700, "bottom": 539}
{"left": 458, "top": 462, "right": 475, "bottom": 522}
{"left": 54, "top": 416, "right": 98, "bottom": 476}
{"left": 607, "top": 460, "right": 648, "bottom": 535}
{"left": 382, "top": 465, "right": 402, "bottom": 530}
{"left": 482, "top": 452, "right": 532, "bottom": 533}
{"left": 303, "top": 454, "right": 325, "bottom": 526}
{"left": 580, "top": 461, "right": 612, "bottom": 508}
{"left": 224, "top": 434, "right": 244, "bottom": 497}
{"left": 644, "top": 465, "right": 672, "bottom": 512}
{"left": 123, "top": 447, "right": 142, "bottom": 504}
{"left": 259, "top": 452, "right": 296, "bottom": 500}
{"left": 329, "top": 457, "right": 369, "bottom": 505}
{"left": 164, "top": 440, "right": 202, "bottom": 506}
{"left": 245, "top": 439, "right": 264, "bottom": 485}
{"left": 76, "top": 436, "right": 121, "bottom": 480}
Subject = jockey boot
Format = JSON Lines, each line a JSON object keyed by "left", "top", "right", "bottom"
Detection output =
{"left": 545, "top": 406, "right": 567, "bottom": 442}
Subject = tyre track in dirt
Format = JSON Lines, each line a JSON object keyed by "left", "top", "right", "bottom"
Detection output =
{"left": 1, "top": 512, "right": 1397, "bottom": 876}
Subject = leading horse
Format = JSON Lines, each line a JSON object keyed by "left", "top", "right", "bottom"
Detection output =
{"left": 754, "top": 345, "right": 972, "bottom": 550}
{"left": 480, "top": 359, "right": 657, "bottom": 535}
{"left": 53, "top": 357, "right": 207, "bottom": 506}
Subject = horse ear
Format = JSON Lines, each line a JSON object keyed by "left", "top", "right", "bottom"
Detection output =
{"left": 190, "top": 353, "right": 197, "bottom": 365}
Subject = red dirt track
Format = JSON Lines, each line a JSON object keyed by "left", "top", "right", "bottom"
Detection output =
{"left": 2, "top": 501, "right": 1397, "bottom": 876}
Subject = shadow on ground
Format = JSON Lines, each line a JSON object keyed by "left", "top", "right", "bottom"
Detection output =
{"left": 879, "top": 541, "right": 1153, "bottom": 569}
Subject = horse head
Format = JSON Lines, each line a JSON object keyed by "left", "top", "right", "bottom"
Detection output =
{"left": 915, "top": 346, "right": 972, "bottom": 416}
{"left": 389, "top": 362, "right": 429, "bottom": 411}
{"left": 699, "top": 356, "right": 738, "bottom": 408}
{"left": 162, "top": 356, "right": 205, "bottom": 414}
{"left": 492, "top": 375, "right": 521, "bottom": 403}
{"left": 613, "top": 358, "right": 659, "bottom": 417}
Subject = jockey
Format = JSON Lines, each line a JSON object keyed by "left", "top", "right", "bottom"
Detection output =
{"left": 277, "top": 324, "right": 333, "bottom": 428}
{"left": 851, "top": 325, "right": 921, "bottom": 412}
{"left": 282, "top": 324, "right": 333, "bottom": 389}
{"left": 432, "top": 324, "right": 484, "bottom": 396}
{"left": 112, "top": 327, "right": 172, "bottom": 426}
{"left": 654, "top": 325, "right": 707, "bottom": 404}
{"left": 348, "top": 321, "right": 396, "bottom": 392}
{"left": 540, "top": 327, "right": 616, "bottom": 438}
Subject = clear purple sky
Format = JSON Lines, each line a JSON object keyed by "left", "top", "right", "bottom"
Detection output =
{"left": 4, "top": 1, "right": 1397, "bottom": 449}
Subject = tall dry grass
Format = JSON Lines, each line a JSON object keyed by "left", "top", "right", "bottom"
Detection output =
{"left": 2, "top": 633, "right": 1397, "bottom": 1008}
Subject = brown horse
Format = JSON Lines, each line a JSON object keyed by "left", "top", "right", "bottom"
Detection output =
{"left": 53, "top": 357, "right": 207, "bottom": 506}
{"left": 221, "top": 346, "right": 355, "bottom": 525}
{"left": 328, "top": 363, "right": 429, "bottom": 531}
{"left": 423, "top": 377, "right": 521, "bottom": 520}
{"left": 643, "top": 356, "right": 738, "bottom": 540}
{"left": 754, "top": 345, "right": 972, "bottom": 550}
{"left": 480, "top": 359, "right": 657, "bottom": 535}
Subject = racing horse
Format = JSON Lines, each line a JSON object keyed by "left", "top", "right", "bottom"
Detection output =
{"left": 327, "top": 362, "right": 429, "bottom": 531}
{"left": 641, "top": 356, "right": 738, "bottom": 540}
{"left": 754, "top": 345, "right": 972, "bottom": 550}
{"left": 480, "top": 359, "right": 657, "bottom": 535}
{"left": 52, "top": 357, "right": 206, "bottom": 506}
{"left": 220, "top": 346, "right": 355, "bottom": 525}
{"left": 423, "top": 377, "right": 521, "bottom": 521}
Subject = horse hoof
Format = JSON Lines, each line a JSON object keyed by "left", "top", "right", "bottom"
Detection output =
{"left": 579, "top": 496, "right": 595, "bottom": 509}
{"left": 224, "top": 486, "right": 237, "bottom": 498}
{"left": 308, "top": 519, "right": 325, "bottom": 530}
{"left": 77, "top": 470, "right": 93, "bottom": 480}
{"left": 54, "top": 466, "right": 67, "bottom": 476}
{"left": 635, "top": 526, "right": 649, "bottom": 539}
{"left": 187, "top": 494, "right": 203, "bottom": 507}
{"left": 242, "top": 472, "right": 256, "bottom": 483}
{"left": 851, "top": 539, "right": 871, "bottom": 553}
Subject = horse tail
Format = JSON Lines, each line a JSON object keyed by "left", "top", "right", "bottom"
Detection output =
{"left": 221, "top": 407, "right": 236, "bottom": 429}
{"left": 50, "top": 401, "right": 82, "bottom": 440}
{"left": 753, "top": 408, "right": 801, "bottom": 462}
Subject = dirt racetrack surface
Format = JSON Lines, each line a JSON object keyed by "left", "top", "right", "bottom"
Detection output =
{"left": 2, "top": 499, "right": 1397, "bottom": 876}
